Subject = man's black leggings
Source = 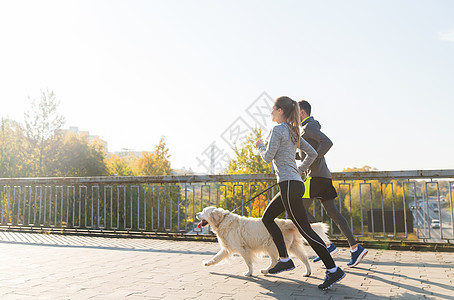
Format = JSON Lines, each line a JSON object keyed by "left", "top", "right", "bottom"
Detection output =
{"left": 262, "top": 180, "right": 336, "bottom": 269}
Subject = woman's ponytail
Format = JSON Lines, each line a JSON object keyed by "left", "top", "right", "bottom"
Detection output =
{"left": 289, "top": 100, "right": 301, "bottom": 149}
{"left": 274, "top": 97, "right": 301, "bottom": 149}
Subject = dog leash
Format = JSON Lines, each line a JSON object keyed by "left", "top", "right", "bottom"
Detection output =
{"left": 230, "top": 182, "right": 278, "bottom": 214}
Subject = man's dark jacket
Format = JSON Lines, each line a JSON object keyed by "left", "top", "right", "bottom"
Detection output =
{"left": 298, "top": 116, "right": 333, "bottom": 179}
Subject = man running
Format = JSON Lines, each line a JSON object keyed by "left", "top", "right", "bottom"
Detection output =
{"left": 297, "top": 100, "right": 367, "bottom": 268}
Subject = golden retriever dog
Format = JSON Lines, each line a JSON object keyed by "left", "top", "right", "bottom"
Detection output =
{"left": 196, "top": 206, "right": 330, "bottom": 277}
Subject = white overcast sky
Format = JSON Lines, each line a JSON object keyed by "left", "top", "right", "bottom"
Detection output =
{"left": 0, "top": 0, "right": 453, "bottom": 173}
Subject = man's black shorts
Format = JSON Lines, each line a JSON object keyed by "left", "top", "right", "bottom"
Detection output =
{"left": 303, "top": 177, "right": 338, "bottom": 200}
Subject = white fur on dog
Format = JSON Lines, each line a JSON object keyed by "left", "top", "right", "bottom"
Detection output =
{"left": 196, "top": 206, "right": 330, "bottom": 277}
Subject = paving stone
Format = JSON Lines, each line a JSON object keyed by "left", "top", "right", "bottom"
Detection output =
{"left": 1, "top": 232, "right": 454, "bottom": 299}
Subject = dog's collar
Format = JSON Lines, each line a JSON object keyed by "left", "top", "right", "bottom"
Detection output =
{"left": 216, "top": 211, "right": 229, "bottom": 226}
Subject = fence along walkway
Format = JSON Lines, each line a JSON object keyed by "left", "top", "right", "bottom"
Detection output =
{"left": 1, "top": 170, "right": 453, "bottom": 243}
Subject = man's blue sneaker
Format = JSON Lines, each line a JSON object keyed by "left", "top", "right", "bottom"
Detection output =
{"left": 313, "top": 243, "right": 339, "bottom": 263}
{"left": 347, "top": 244, "right": 368, "bottom": 268}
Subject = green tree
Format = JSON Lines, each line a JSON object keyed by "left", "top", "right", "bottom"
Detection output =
{"left": 50, "top": 132, "right": 107, "bottom": 176}
{"left": 226, "top": 128, "right": 271, "bottom": 175}
{"left": 106, "top": 154, "right": 135, "bottom": 176}
{"left": 136, "top": 137, "right": 172, "bottom": 175}
{"left": 225, "top": 128, "right": 274, "bottom": 217}
{"left": 0, "top": 118, "right": 29, "bottom": 177}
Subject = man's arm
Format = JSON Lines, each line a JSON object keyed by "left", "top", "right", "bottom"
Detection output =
{"left": 304, "top": 124, "right": 333, "bottom": 159}
{"left": 297, "top": 137, "right": 317, "bottom": 175}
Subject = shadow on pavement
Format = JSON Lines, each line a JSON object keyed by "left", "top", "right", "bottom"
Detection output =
{"left": 349, "top": 266, "right": 454, "bottom": 300}
{"left": 0, "top": 240, "right": 217, "bottom": 256}
{"left": 208, "top": 271, "right": 386, "bottom": 299}
{"left": 364, "top": 259, "right": 454, "bottom": 269}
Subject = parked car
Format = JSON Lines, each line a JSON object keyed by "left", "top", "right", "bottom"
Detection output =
{"left": 433, "top": 203, "right": 439, "bottom": 213}
{"left": 183, "top": 187, "right": 194, "bottom": 193}
{"left": 431, "top": 219, "right": 440, "bottom": 229}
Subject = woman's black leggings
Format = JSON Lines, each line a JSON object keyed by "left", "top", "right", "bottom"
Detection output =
{"left": 262, "top": 180, "right": 336, "bottom": 269}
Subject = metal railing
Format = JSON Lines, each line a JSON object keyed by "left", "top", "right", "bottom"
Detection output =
{"left": 1, "top": 170, "right": 453, "bottom": 243}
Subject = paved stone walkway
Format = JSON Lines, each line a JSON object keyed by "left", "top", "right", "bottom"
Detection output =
{"left": 0, "top": 232, "right": 453, "bottom": 299}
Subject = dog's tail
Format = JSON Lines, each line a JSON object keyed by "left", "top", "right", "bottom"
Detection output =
{"left": 310, "top": 222, "right": 331, "bottom": 245}
{"left": 310, "top": 222, "right": 329, "bottom": 233}
{"left": 296, "top": 222, "right": 330, "bottom": 246}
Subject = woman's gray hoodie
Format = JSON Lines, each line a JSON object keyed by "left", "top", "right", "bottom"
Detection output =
{"left": 257, "top": 122, "right": 317, "bottom": 183}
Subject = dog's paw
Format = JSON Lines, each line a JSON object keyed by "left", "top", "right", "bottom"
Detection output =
{"left": 260, "top": 269, "right": 269, "bottom": 275}
{"left": 302, "top": 271, "right": 311, "bottom": 277}
{"left": 203, "top": 260, "right": 213, "bottom": 267}
{"left": 243, "top": 271, "right": 253, "bottom": 276}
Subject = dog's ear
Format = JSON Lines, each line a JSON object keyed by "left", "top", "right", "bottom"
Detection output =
{"left": 209, "top": 208, "right": 228, "bottom": 226}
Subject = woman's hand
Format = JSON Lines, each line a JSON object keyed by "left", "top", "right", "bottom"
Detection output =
{"left": 255, "top": 139, "right": 264, "bottom": 148}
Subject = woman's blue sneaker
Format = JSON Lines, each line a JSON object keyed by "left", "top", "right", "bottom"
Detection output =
{"left": 313, "top": 243, "right": 339, "bottom": 263}
{"left": 347, "top": 244, "right": 368, "bottom": 267}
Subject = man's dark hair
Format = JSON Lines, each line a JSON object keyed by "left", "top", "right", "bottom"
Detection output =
{"left": 298, "top": 100, "right": 311, "bottom": 116}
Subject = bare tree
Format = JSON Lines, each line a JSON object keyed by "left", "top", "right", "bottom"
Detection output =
{"left": 24, "top": 89, "right": 65, "bottom": 176}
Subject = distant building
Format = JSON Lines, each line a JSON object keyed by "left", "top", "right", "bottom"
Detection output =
{"left": 58, "top": 126, "right": 108, "bottom": 152}
{"left": 113, "top": 149, "right": 143, "bottom": 158}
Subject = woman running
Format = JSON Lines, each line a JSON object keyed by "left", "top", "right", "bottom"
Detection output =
{"left": 255, "top": 96, "right": 345, "bottom": 290}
